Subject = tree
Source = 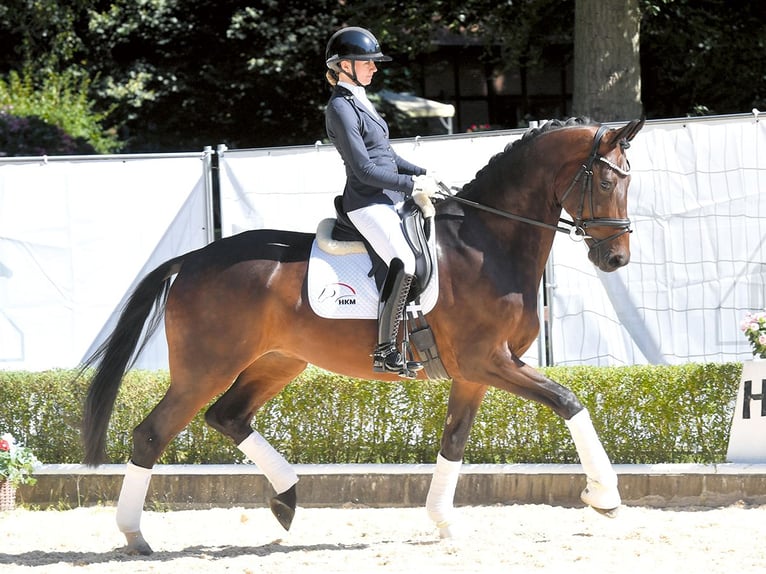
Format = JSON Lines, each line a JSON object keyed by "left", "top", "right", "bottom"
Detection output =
{"left": 640, "top": 0, "right": 766, "bottom": 117}
{"left": 573, "top": 0, "right": 643, "bottom": 120}
{"left": 0, "top": 0, "right": 88, "bottom": 75}
{"left": 83, "top": 0, "right": 341, "bottom": 151}
{"left": 0, "top": 1, "right": 119, "bottom": 154}
{"left": 0, "top": 1, "right": 764, "bottom": 152}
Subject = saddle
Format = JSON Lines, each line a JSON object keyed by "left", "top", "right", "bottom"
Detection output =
{"left": 320, "top": 196, "right": 448, "bottom": 380}
{"left": 331, "top": 195, "right": 435, "bottom": 297}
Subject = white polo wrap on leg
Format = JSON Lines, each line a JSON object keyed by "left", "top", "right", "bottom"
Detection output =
{"left": 116, "top": 461, "right": 152, "bottom": 534}
{"left": 238, "top": 430, "right": 298, "bottom": 494}
{"left": 426, "top": 453, "right": 462, "bottom": 538}
{"left": 565, "top": 408, "right": 621, "bottom": 509}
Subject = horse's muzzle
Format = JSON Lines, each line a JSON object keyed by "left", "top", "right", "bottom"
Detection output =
{"left": 589, "top": 242, "right": 630, "bottom": 272}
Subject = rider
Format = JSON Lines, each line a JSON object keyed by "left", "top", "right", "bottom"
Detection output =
{"left": 324, "top": 26, "right": 439, "bottom": 377}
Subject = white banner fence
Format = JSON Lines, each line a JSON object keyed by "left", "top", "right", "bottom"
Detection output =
{"left": 1, "top": 113, "right": 763, "bottom": 371}
{"left": 0, "top": 152, "right": 214, "bottom": 371}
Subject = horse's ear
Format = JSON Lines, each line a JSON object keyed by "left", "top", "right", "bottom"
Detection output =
{"left": 605, "top": 117, "right": 645, "bottom": 149}
{"left": 623, "top": 117, "right": 645, "bottom": 142}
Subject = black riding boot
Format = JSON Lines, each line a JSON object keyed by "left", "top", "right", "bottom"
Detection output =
{"left": 372, "top": 259, "right": 423, "bottom": 378}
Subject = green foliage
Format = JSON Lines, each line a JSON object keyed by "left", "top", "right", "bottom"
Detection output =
{"left": 82, "top": 0, "right": 340, "bottom": 151}
{"left": 258, "top": 373, "right": 450, "bottom": 464}
{"left": 0, "top": 0, "right": 87, "bottom": 73}
{"left": 0, "top": 1, "right": 764, "bottom": 150}
{"left": 0, "top": 432, "right": 40, "bottom": 487}
{"left": 0, "top": 112, "right": 95, "bottom": 156}
{"left": 0, "top": 370, "right": 90, "bottom": 465}
{"left": 0, "top": 68, "right": 120, "bottom": 155}
{"left": 0, "top": 364, "right": 741, "bottom": 466}
{"left": 640, "top": 0, "right": 766, "bottom": 116}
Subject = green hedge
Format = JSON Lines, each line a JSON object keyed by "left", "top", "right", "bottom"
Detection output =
{"left": 0, "top": 363, "right": 742, "bottom": 465}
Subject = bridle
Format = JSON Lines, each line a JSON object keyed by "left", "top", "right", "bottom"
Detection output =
{"left": 435, "top": 125, "right": 633, "bottom": 251}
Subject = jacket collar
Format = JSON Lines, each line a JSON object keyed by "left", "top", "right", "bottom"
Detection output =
{"left": 333, "top": 85, "right": 387, "bottom": 132}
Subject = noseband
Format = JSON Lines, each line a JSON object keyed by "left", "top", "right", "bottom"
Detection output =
{"left": 436, "top": 125, "right": 633, "bottom": 252}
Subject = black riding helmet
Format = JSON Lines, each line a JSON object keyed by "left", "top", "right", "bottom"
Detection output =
{"left": 326, "top": 27, "right": 391, "bottom": 85}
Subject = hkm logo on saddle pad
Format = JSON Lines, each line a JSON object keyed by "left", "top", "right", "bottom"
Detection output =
{"left": 317, "top": 282, "right": 358, "bottom": 306}
{"left": 307, "top": 219, "right": 438, "bottom": 320}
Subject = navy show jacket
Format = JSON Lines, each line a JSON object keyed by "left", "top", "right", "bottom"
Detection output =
{"left": 325, "top": 85, "right": 426, "bottom": 214}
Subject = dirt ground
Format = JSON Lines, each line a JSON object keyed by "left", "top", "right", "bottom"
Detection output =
{"left": 1, "top": 503, "right": 765, "bottom": 573}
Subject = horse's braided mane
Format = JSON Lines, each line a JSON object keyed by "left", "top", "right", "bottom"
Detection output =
{"left": 459, "top": 116, "right": 597, "bottom": 197}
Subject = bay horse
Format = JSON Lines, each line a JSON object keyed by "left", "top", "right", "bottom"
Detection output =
{"left": 81, "top": 116, "right": 644, "bottom": 555}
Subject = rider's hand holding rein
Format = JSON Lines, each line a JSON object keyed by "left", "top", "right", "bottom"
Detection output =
{"left": 413, "top": 174, "right": 439, "bottom": 218}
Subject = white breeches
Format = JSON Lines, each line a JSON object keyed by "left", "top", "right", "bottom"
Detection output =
{"left": 347, "top": 202, "right": 416, "bottom": 275}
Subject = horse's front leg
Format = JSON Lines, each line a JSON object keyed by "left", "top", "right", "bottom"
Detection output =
{"left": 427, "top": 380, "right": 488, "bottom": 539}
{"left": 482, "top": 358, "right": 621, "bottom": 516}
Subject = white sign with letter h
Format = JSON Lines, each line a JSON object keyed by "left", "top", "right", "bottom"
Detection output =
{"left": 727, "top": 360, "right": 766, "bottom": 463}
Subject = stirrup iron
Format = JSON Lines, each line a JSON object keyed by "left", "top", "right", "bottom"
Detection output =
{"left": 399, "top": 328, "right": 422, "bottom": 378}
{"left": 372, "top": 344, "right": 421, "bottom": 379}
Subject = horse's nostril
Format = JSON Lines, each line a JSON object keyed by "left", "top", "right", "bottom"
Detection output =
{"left": 609, "top": 253, "right": 629, "bottom": 268}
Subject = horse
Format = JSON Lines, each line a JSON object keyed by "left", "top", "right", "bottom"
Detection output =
{"left": 80, "top": 116, "right": 645, "bottom": 555}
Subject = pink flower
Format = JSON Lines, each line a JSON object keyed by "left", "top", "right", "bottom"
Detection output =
{"left": 743, "top": 309, "right": 766, "bottom": 358}
{"left": 0, "top": 439, "right": 9, "bottom": 451}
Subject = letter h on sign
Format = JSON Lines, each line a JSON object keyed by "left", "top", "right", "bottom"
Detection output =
{"left": 742, "top": 378, "right": 766, "bottom": 419}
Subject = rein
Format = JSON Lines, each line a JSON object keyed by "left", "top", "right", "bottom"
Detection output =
{"left": 435, "top": 125, "right": 633, "bottom": 248}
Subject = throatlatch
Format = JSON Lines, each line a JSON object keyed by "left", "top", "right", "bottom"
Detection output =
{"left": 373, "top": 258, "right": 423, "bottom": 378}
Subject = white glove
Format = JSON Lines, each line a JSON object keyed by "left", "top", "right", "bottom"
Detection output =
{"left": 427, "top": 170, "right": 442, "bottom": 185}
{"left": 412, "top": 174, "right": 440, "bottom": 197}
{"left": 412, "top": 175, "right": 438, "bottom": 218}
{"left": 426, "top": 171, "right": 451, "bottom": 195}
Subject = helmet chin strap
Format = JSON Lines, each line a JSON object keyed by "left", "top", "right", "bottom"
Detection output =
{"left": 341, "top": 60, "right": 363, "bottom": 87}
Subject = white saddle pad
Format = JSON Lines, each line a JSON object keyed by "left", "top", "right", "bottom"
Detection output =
{"left": 307, "top": 219, "right": 438, "bottom": 320}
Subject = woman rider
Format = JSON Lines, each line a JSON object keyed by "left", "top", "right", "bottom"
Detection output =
{"left": 324, "top": 26, "right": 439, "bottom": 378}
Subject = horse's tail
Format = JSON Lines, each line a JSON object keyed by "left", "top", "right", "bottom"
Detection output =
{"left": 81, "top": 255, "right": 185, "bottom": 466}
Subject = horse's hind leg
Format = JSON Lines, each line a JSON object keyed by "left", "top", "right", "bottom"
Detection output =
{"left": 204, "top": 353, "right": 308, "bottom": 531}
{"left": 117, "top": 384, "right": 227, "bottom": 555}
{"left": 427, "top": 379, "right": 488, "bottom": 539}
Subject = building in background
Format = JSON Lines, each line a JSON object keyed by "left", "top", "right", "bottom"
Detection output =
{"left": 415, "top": 32, "right": 572, "bottom": 133}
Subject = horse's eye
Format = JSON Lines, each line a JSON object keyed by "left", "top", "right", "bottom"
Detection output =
{"left": 599, "top": 180, "right": 613, "bottom": 192}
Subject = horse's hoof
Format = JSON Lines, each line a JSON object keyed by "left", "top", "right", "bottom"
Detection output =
{"left": 580, "top": 480, "right": 621, "bottom": 511}
{"left": 121, "top": 530, "right": 153, "bottom": 555}
{"left": 438, "top": 523, "right": 457, "bottom": 539}
{"left": 590, "top": 505, "right": 620, "bottom": 519}
{"left": 270, "top": 484, "right": 297, "bottom": 531}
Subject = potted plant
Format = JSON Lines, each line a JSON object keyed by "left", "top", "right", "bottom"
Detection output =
{"left": 741, "top": 310, "right": 766, "bottom": 359}
{"left": 0, "top": 432, "right": 40, "bottom": 510}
